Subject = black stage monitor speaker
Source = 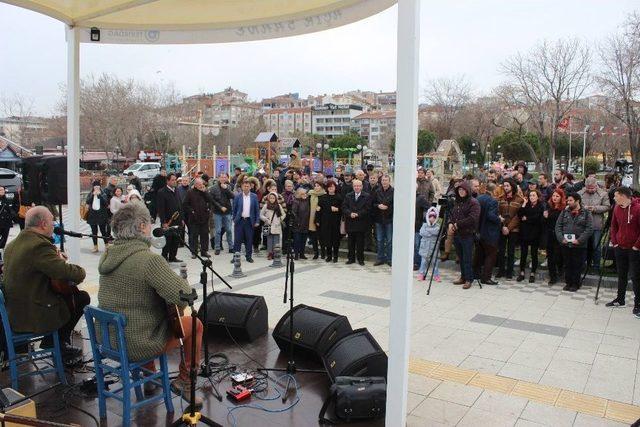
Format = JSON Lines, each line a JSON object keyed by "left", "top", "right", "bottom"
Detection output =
{"left": 21, "top": 156, "right": 67, "bottom": 205}
{"left": 197, "top": 291, "right": 268, "bottom": 342}
{"left": 272, "top": 304, "right": 352, "bottom": 359}
{"left": 322, "top": 328, "right": 388, "bottom": 383}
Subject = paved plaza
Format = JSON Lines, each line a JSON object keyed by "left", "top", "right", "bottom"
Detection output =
{"left": 12, "top": 209, "right": 640, "bottom": 426}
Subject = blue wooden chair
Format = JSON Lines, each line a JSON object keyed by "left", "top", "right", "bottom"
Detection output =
{"left": 0, "top": 290, "right": 66, "bottom": 390}
{"left": 84, "top": 306, "right": 174, "bottom": 426}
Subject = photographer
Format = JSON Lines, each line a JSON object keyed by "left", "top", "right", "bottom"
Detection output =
{"left": 555, "top": 193, "right": 593, "bottom": 292}
{"left": 448, "top": 181, "right": 480, "bottom": 289}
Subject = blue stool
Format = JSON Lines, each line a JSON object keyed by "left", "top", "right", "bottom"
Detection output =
{"left": 84, "top": 306, "right": 174, "bottom": 426}
{"left": 0, "top": 290, "right": 67, "bottom": 391}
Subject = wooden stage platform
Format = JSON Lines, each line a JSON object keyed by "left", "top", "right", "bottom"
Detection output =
{"left": 2, "top": 329, "right": 386, "bottom": 426}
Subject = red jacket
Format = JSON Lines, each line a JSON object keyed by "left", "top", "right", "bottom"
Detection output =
{"left": 610, "top": 198, "right": 640, "bottom": 249}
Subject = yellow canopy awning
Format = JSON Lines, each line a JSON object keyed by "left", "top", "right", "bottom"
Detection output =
{"left": 3, "top": 0, "right": 395, "bottom": 43}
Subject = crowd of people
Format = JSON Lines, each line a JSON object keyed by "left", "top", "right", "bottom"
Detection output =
{"left": 3, "top": 155, "right": 640, "bottom": 412}
{"left": 89, "top": 160, "right": 399, "bottom": 269}
{"left": 79, "top": 157, "right": 640, "bottom": 321}
{"left": 428, "top": 161, "right": 640, "bottom": 318}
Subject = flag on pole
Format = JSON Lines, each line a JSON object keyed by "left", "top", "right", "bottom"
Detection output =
{"left": 557, "top": 117, "right": 570, "bottom": 131}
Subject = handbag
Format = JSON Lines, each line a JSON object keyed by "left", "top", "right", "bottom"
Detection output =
{"left": 318, "top": 376, "right": 386, "bottom": 424}
{"left": 262, "top": 210, "right": 276, "bottom": 237}
{"left": 80, "top": 204, "right": 89, "bottom": 221}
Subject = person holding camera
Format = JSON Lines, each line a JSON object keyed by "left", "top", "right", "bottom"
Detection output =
{"left": 607, "top": 187, "right": 640, "bottom": 314}
{"left": 448, "top": 181, "right": 480, "bottom": 289}
{"left": 555, "top": 193, "right": 594, "bottom": 292}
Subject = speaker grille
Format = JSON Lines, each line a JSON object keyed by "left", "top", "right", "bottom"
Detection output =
{"left": 197, "top": 292, "right": 268, "bottom": 342}
{"left": 272, "top": 305, "right": 353, "bottom": 358}
{"left": 280, "top": 307, "right": 340, "bottom": 347}
{"left": 207, "top": 292, "right": 255, "bottom": 326}
{"left": 323, "top": 328, "right": 388, "bottom": 382}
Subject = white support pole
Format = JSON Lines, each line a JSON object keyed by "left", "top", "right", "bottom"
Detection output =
{"left": 387, "top": 0, "right": 420, "bottom": 425}
{"left": 65, "top": 26, "right": 81, "bottom": 263}
{"left": 227, "top": 145, "right": 231, "bottom": 175}
{"left": 197, "top": 110, "right": 202, "bottom": 173}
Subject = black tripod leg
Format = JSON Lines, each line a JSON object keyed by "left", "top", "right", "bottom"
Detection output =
{"left": 595, "top": 234, "right": 610, "bottom": 304}
{"left": 280, "top": 374, "right": 293, "bottom": 403}
{"left": 427, "top": 210, "right": 448, "bottom": 296}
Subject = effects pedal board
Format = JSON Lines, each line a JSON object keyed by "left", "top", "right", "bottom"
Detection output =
{"left": 226, "top": 385, "right": 252, "bottom": 402}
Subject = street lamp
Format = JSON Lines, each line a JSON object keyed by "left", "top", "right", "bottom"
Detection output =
{"left": 316, "top": 141, "right": 329, "bottom": 173}
{"left": 470, "top": 142, "right": 477, "bottom": 173}
{"left": 113, "top": 146, "right": 122, "bottom": 170}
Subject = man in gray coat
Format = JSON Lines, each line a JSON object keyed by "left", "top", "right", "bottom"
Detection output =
{"left": 578, "top": 177, "right": 610, "bottom": 273}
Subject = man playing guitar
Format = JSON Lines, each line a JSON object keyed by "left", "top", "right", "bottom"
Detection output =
{"left": 3, "top": 206, "right": 89, "bottom": 359}
{"left": 97, "top": 201, "right": 203, "bottom": 408}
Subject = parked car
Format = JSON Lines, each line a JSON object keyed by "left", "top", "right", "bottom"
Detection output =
{"left": 123, "top": 162, "right": 161, "bottom": 179}
{"left": 0, "top": 168, "right": 21, "bottom": 200}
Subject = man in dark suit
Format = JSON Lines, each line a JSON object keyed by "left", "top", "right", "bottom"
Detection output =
{"left": 232, "top": 180, "right": 260, "bottom": 263}
{"left": 184, "top": 178, "right": 219, "bottom": 259}
{"left": 157, "top": 173, "right": 183, "bottom": 262}
{"left": 343, "top": 179, "right": 372, "bottom": 265}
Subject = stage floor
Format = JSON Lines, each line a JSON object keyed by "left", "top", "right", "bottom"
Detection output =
{"left": 7, "top": 329, "right": 385, "bottom": 427}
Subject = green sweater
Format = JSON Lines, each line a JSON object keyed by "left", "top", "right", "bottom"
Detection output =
{"left": 98, "top": 238, "right": 191, "bottom": 361}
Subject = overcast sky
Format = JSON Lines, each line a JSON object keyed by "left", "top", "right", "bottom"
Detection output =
{"left": 0, "top": 1, "right": 637, "bottom": 116}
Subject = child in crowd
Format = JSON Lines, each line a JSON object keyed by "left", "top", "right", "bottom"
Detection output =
{"left": 418, "top": 206, "right": 441, "bottom": 282}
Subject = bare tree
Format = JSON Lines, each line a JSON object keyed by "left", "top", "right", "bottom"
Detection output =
{"left": 423, "top": 75, "right": 472, "bottom": 139}
{"left": 0, "top": 94, "right": 40, "bottom": 145}
{"left": 57, "top": 74, "right": 186, "bottom": 157}
{"left": 597, "top": 11, "right": 640, "bottom": 187}
{"left": 454, "top": 96, "right": 502, "bottom": 161}
{"left": 500, "top": 38, "right": 592, "bottom": 172}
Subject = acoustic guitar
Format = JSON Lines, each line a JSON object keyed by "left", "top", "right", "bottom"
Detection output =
{"left": 166, "top": 304, "right": 185, "bottom": 340}
{"left": 50, "top": 250, "right": 82, "bottom": 312}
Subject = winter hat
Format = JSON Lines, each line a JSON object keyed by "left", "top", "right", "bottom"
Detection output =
{"left": 127, "top": 189, "right": 142, "bottom": 201}
{"left": 426, "top": 206, "right": 439, "bottom": 219}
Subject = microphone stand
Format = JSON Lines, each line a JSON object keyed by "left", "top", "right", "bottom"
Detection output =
{"left": 258, "top": 212, "right": 325, "bottom": 403}
{"left": 55, "top": 230, "right": 114, "bottom": 243}
{"left": 171, "top": 289, "right": 220, "bottom": 427}
{"left": 164, "top": 227, "right": 232, "bottom": 401}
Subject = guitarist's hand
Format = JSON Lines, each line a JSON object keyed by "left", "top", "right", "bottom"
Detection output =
{"left": 60, "top": 252, "right": 68, "bottom": 261}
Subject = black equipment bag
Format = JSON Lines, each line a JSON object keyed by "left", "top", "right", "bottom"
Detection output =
{"left": 197, "top": 291, "right": 268, "bottom": 342}
{"left": 322, "top": 328, "right": 387, "bottom": 383}
{"left": 318, "top": 376, "right": 386, "bottom": 424}
{"left": 272, "top": 304, "right": 352, "bottom": 359}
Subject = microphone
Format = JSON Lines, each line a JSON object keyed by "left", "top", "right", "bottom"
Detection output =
{"left": 53, "top": 227, "right": 83, "bottom": 238}
{"left": 152, "top": 226, "right": 182, "bottom": 237}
